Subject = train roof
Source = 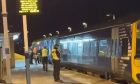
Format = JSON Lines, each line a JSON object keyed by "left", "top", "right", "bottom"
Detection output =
{"left": 32, "top": 15, "right": 140, "bottom": 42}
{"left": 59, "top": 23, "right": 131, "bottom": 39}
{"left": 58, "top": 17, "right": 140, "bottom": 38}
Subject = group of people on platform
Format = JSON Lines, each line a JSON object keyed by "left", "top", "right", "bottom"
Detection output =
{"left": 29, "top": 44, "right": 63, "bottom": 82}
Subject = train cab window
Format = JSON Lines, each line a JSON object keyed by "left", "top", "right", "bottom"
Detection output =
{"left": 136, "top": 23, "right": 140, "bottom": 57}
{"left": 99, "top": 40, "right": 108, "bottom": 57}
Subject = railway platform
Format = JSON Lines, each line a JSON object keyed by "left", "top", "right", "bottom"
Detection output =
{"left": 11, "top": 60, "right": 116, "bottom": 84}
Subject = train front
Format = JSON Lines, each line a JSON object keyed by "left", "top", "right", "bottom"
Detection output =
{"left": 131, "top": 21, "right": 140, "bottom": 83}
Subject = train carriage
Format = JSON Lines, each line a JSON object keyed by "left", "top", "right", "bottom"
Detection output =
{"left": 32, "top": 20, "right": 140, "bottom": 83}
{"left": 59, "top": 23, "right": 132, "bottom": 82}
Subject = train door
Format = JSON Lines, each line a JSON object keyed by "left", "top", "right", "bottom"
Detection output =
{"left": 112, "top": 25, "right": 132, "bottom": 81}
{"left": 111, "top": 28, "right": 120, "bottom": 74}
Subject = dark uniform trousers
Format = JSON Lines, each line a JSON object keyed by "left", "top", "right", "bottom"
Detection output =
{"left": 53, "top": 60, "right": 60, "bottom": 81}
{"left": 42, "top": 56, "right": 48, "bottom": 71}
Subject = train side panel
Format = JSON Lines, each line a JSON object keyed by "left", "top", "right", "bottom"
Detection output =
{"left": 59, "top": 24, "right": 133, "bottom": 82}
{"left": 59, "top": 28, "right": 112, "bottom": 74}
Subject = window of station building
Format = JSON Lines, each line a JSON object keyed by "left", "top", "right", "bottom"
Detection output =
{"left": 98, "top": 39, "right": 108, "bottom": 57}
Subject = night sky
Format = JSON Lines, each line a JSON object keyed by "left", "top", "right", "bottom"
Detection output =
{"left": 0, "top": 0, "right": 140, "bottom": 54}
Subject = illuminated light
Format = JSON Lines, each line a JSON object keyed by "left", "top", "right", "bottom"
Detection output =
{"left": 37, "top": 42, "right": 40, "bottom": 45}
{"left": 49, "top": 33, "right": 52, "bottom": 36}
{"left": 13, "top": 34, "right": 19, "bottom": 40}
{"left": 56, "top": 31, "right": 59, "bottom": 35}
{"left": 106, "top": 14, "right": 111, "bottom": 17}
{"left": 106, "top": 13, "right": 116, "bottom": 20}
{"left": 19, "top": 0, "right": 40, "bottom": 14}
{"left": 43, "top": 35, "right": 46, "bottom": 38}
{"left": 82, "top": 22, "right": 87, "bottom": 28}
{"left": 60, "top": 38, "right": 95, "bottom": 44}
{"left": 68, "top": 27, "right": 72, "bottom": 32}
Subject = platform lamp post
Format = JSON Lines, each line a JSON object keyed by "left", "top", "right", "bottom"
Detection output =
{"left": 19, "top": 0, "right": 40, "bottom": 84}
{"left": 55, "top": 31, "right": 59, "bottom": 42}
{"left": 43, "top": 34, "right": 46, "bottom": 46}
{"left": 1, "top": 0, "right": 11, "bottom": 83}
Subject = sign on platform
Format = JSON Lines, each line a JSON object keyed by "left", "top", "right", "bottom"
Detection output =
{"left": 19, "top": 0, "right": 40, "bottom": 14}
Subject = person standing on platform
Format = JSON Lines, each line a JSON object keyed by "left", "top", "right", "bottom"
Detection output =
{"left": 33, "top": 53, "right": 38, "bottom": 65}
{"left": 37, "top": 51, "right": 41, "bottom": 64}
{"left": 29, "top": 48, "right": 33, "bottom": 64}
{"left": 41, "top": 47, "right": 48, "bottom": 71}
{"left": 32, "top": 47, "right": 37, "bottom": 64}
{"left": 51, "top": 44, "right": 63, "bottom": 82}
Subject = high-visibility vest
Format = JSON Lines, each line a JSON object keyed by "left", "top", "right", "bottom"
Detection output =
{"left": 51, "top": 49, "right": 60, "bottom": 60}
{"left": 42, "top": 48, "right": 48, "bottom": 57}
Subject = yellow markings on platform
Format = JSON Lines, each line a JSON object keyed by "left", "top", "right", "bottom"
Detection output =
{"left": 15, "top": 53, "right": 25, "bottom": 61}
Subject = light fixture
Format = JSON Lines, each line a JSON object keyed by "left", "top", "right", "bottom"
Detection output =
{"left": 68, "top": 27, "right": 72, "bottom": 32}
{"left": 37, "top": 42, "right": 40, "bottom": 45}
{"left": 82, "top": 22, "right": 87, "bottom": 28}
{"left": 106, "top": 13, "right": 116, "bottom": 20}
{"left": 13, "top": 34, "right": 20, "bottom": 40}
{"left": 56, "top": 31, "right": 59, "bottom": 35}
{"left": 43, "top": 35, "right": 46, "bottom": 38}
{"left": 49, "top": 33, "right": 52, "bottom": 36}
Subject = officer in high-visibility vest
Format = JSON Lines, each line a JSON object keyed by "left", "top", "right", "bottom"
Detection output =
{"left": 41, "top": 47, "right": 48, "bottom": 71}
{"left": 51, "top": 44, "right": 63, "bottom": 82}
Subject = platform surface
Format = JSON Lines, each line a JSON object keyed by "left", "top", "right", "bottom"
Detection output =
{"left": 11, "top": 61, "right": 116, "bottom": 84}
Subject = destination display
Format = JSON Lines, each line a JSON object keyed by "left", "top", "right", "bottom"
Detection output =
{"left": 19, "top": 0, "right": 40, "bottom": 14}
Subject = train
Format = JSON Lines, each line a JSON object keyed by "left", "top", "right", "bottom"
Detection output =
{"left": 31, "top": 20, "right": 140, "bottom": 84}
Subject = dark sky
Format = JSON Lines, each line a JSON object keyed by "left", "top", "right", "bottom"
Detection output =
{"left": 6, "top": 0, "right": 89, "bottom": 43}
{"left": 0, "top": 0, "right": 140, "bottom": 53}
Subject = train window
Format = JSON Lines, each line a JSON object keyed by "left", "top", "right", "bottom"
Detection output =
{"left": 63, "top": 43, "right": 67, "bottom": 49}
{"left": 89, "top": 40, "right": 97, "bottom": 56}
{"left": 77, "top": 42, "right": 83, "bottom": 56}
{"left": 99, "top": 40, "right": 108, "bottom": 57}
{"left": 136, "top": 23, "right": 140, "bottom": 56}
{"left": 83, "top": 42, "right": 90, "bottom": 56}
{"left": 67, "top": 42, "right": 72, "bottom": 55}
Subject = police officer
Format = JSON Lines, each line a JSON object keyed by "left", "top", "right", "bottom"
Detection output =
{"left": 51, "top": 44, "right": 63, "bottom": 82}
{"left": 41, "top": 47, "right": 48, "bottom": 71}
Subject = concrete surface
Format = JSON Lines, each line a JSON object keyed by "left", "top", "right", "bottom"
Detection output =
{"left": 11, "top": 61, "right": 116, "bottom": 84}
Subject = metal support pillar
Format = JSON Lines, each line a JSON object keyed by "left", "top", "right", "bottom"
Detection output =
{"left": 22, "top": 15, "right": 31, "bottom": 84}
{"left": 1, "top": 0, "right": 11, "bottom": 83}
